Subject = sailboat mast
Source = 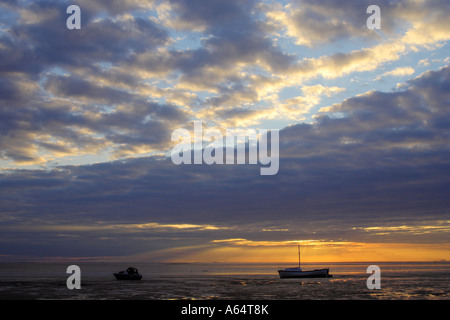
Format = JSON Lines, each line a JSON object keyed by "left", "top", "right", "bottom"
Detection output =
{"left": 298, "top": 244, "right": 301, "bottom": 268}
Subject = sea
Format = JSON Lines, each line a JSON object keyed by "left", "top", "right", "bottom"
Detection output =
{"left": 0, "top": 261, "right": 448, "bottom": 300}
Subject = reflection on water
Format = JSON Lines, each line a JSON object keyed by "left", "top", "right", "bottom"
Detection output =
{"left": 0, "top": 262, "right": 448, "bottom": 299}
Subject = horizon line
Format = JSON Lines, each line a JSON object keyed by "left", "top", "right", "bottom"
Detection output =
{"left": 0, "top": 260, "right": 447, "bottom": 264}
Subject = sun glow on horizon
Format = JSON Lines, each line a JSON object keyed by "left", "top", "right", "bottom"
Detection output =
{"left": 156, "top": 241, "right": 450, "bottom": 264}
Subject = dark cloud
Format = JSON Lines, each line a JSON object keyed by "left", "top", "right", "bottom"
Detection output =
{"left": 0, "top": 1, "right": 187, "bottom": 163}
{"left": 1, "top": 66, "right": 450, "bottom": 258}
{"left": 11, "top": 4, "right": 167, "bottom": 67}
{"left": 77, "top": 0, "right": 156, "bottom": 16}
{"left": 0, "top": 0, "right": 298, "bottom": 166}
{"left": 169, "top": 0, "right": 256, "bottom": 31}
{"left": 0, "top": 94, "right": 189, "bottom": 163}
{"left": 127, "top": 0, "right": 294, "bottom": 81}
{"left": 268, "top": 0, "right": 450, "bottom": 47}
{"left": 44, "top": 74, "right": 134, "bottom": 103}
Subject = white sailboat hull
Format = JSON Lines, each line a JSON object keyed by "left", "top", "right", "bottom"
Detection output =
{"left": 278, "top": 268, "right": 331, "bottom": 278}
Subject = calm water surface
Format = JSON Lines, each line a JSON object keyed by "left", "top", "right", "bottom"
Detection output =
{"left": 0, "top": 262, "right": 448, "bottom": 300}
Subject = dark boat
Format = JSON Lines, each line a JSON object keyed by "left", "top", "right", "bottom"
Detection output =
{"left": 114, "top": 267, "right": 143, "bottom": 280}
{"left": 278, "top": 245, "right": 332, "bottom": 279}
{"left": 278, "top": 267, "right": 331, "bottom": 278}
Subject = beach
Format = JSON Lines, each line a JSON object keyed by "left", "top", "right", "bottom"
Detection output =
{"left": 0, "top": 262, "right": 448, "bottom": 300}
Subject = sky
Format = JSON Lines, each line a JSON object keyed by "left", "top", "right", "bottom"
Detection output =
{"left": 0, "top": 0, "right": 449, "bottom": 263}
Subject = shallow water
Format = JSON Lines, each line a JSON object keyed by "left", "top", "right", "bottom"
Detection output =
{"left": 0, "top": 262, "right": 448, "bottom": 300}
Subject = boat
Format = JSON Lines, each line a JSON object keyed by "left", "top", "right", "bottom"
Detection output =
{"left": 278, "top": 245, "right": 332, "bottom": 278}
{"left": 113, "top": 267, "right": 143, "bottom": 280}
{"left": 278, "top": 267, "right": 331, "bottom": 278}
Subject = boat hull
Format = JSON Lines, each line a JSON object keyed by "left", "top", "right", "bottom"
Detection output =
{"left": 278, "top": 268, "right": 331, "bottom": 278}
{"left": 113, "top": 273, "right": 142, "bottom": 280}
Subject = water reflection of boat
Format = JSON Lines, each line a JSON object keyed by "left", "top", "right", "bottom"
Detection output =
{"left": 278, "top": 245, "right": 332, "bottom": 279}
{"left": 114, "top": 267, "right": 143, "bottom": 280}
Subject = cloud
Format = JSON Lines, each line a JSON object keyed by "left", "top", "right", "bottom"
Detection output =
{"left": 265, "top": 0, "right": 384, "bottom": 47}
{"left": 1, "top": 66, "right": 450, "bottom": 259}
{"left": 375, "top": 66, "right": 415, "bottom": 80}
{"left": 279, "top": 85, "right": 346, "bottom": 120}
{"left": 418, "top": 59, "right": 430, "bottom": 67}
{"left": 265, "top": 0, "right": 450, "bottom": 48}
{"left": 2, "top": 0, "right": 449, "bottom": 168}
{"left": 0, "top": 1, "right": 449, "bottom": 261}
{"left": 353, "top": 222, "right": 450, "bottom": 235}
{"left": 76, "top": 0, "right": 157, "bottom": 16}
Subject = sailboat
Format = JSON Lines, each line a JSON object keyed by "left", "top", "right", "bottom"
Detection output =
{"left": 278, "top": 245, "right": 331, "bottom": 278}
